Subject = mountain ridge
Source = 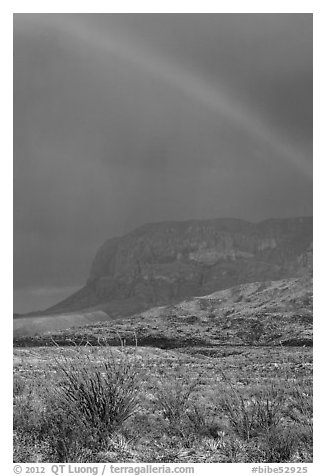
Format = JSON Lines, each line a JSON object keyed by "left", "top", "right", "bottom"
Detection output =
{"left": 44, "top": 216, "right": 312, "bottom": 318}
{"left": 14, "top": 275, "right": 312, "bottom": 346}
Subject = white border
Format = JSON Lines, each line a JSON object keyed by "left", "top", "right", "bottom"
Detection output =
{"left": 3, "top": 4, "right": 323, "bottom": 475}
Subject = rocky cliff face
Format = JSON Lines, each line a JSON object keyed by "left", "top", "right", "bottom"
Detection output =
{"left": 47, "top": 217, "right": 312, "bottom": 316}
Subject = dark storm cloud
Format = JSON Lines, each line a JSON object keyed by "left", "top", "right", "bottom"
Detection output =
{"left": 83, "top": 13, "right": 312, "bottom": 146}
{"left": 13, "top": 13, "right": 312, "bottom": 312}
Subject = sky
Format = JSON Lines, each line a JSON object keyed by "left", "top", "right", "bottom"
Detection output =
{"left": 13, "top": 13, "right": 313, "bottom": 313}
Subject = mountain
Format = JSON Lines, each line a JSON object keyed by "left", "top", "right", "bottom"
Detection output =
{"left": 45, "top": 217, "right": 312, "bottom": 318}
{"left": 14, "top": 275, "right": 312, "bottom": 346}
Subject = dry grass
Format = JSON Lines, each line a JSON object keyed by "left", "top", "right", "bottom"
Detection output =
{"left": 13, "top": 343, "right": 312, "bottom": 463}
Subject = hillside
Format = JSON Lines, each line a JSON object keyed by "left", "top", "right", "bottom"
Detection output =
{"left": 45, "top": 217, "right": 312, "bottom": 317}
{"left": 14, "top": 275, "right": 312, "bottom": 347}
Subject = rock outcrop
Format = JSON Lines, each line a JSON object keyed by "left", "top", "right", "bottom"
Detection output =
{"left": 46, "top": 217, "right": 312, "bottom": 317}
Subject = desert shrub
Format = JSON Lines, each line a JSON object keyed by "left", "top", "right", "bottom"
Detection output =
{"left": 13, "top": 377, "right": 46, "bottom": 436}
{"left": 285, "top": 382, "right": 313, "bottom": 460}
{"left": 252, "top": 387, "right": 284, "bottom": 431}
{"left": 55, "top": 349, "right": 140, "bottom": 439}
{"left": 219, "top": 436, "right": 248, "bottom": 462}
{"left": 218, "top": 382, "right": 285, "bottom": 441}
{"left": 41, "top": 398, "right": 94, "bottom": 462}
{"left": 153, "top": 367, "right": 199, "bottom": 432}
{"left": 13, "top": 376, "right": 68, "bottom": 462}
{"left": 24, "top": 347, "right": 142, "bottom": 461}
{"left": 287, "top": 382, "right": 313, "bottom": 435}
{"left": 260, "top": 427, "right": 299, "bottom": 462}
{"left": 154, "top": 379, "right": 196, "bottom": 425}
{"left": 215, "top": 423, "right": 299, "bottom": 463}
{"left": 186, "top": 403, "right": 226, "bottom": 439}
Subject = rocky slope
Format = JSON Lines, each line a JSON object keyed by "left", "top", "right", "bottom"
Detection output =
{"left": 14, "top": 275, "right": 312, "bottom": 346}
{"left": 46, "top": 217, "right": 312, "bottom": 317}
